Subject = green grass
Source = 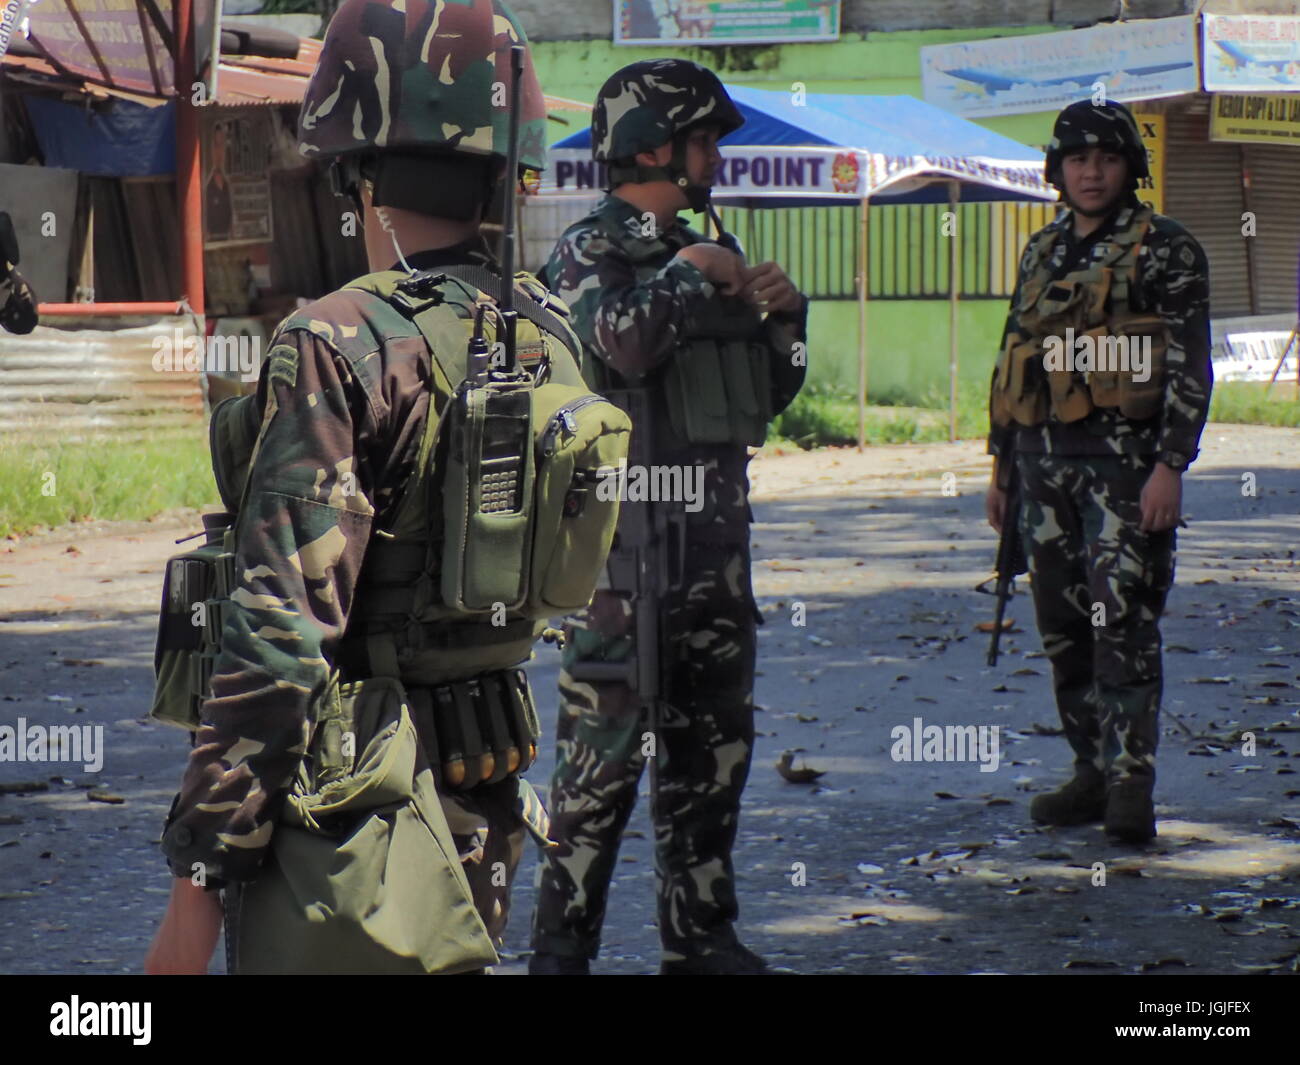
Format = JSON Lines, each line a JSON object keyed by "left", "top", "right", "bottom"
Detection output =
{"left": 770, "top": 381, "right": 990, "bottom": 448}
{"left": 1208, "top": 380, "right": 1300, "bottom": 428}
{"left": 771, "top": 378, "right": 1300, "bottom": 450}
{"left": 2, "top": 379, "right": 1293, "bottom": 535}
{"left": 0, "top": 428, "right": 214, "bottom": 539}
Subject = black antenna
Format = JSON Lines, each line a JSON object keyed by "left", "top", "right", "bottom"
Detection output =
{"left": 707, "top": 203, "right": 741, "bottom": 255}
{"left": 499, "top": 43, "right": 525, "bottom": 374}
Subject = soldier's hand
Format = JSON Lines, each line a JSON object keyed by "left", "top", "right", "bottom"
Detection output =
{"left": 742, "top": 261, "right": 801, "bottom": 314}
{"left": 144, "top": 877, "right": 224, "bottom": 975}
{"left": 985, "top": 477, "right": 1008, "bottom": 534}
{"left": 675, "top": 244, "right": 746, "bottom": 296}
{"left": 1139, "top": 463, "right": 1182, "bottom": 533}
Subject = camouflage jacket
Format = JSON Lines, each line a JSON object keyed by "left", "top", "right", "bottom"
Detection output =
{"left": 543, "top": 194, "right": 807, "bottom": 536}
{"left": 160, "top": 238, "right": 568, "bottom": 885}
{"left": 987, "top": 195, "right": 1212, "bottom": 466}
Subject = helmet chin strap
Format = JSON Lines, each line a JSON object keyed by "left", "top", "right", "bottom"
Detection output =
{"left": 609, "top": 135, "right": 712, "bottom": 213}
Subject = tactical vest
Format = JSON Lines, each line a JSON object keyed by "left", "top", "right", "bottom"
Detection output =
{"left": 585, "top": 217, "right": 773, "bottom": 450}
{"left": 992, "top": 207, "right": 1169, "bottom": 429}
{"left": 151, "top": 267, "right": 631, "bottom": 794}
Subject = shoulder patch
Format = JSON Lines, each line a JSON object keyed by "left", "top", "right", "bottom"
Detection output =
{"left": 266, "top": 342, "right": 299, "bottom": 387}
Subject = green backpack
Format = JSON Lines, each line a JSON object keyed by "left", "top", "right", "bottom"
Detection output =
{"left": 150, "top": 266, "right": 630, "bottom": 974}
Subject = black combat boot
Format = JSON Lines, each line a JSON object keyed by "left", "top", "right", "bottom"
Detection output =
{"left": 659, "top": 941, "right": 768, "bottom": 975}
{"left": 1104, "top": 771, "right": 1157, "bottom": 844}
{"left": 1029, "top": 763, "right": 1107, "bottom": 826}
{"left": 528, "top": 952, "right": 590, "bottom": 975}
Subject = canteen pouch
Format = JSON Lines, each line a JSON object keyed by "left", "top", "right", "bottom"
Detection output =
{"left": 1112, "top": 313, "right": 1167, "bottom": 421}
{"left": 529, "top": 386, "right": 631, "bottom": 614}
{"left": 149, "top": 513, "right": 236, "bottom": 730}
{"left": 439, "top": 374, "right": 537, "bottom": 612}
{"left": 235, "top": 675, "right": 499, "bottom": 975}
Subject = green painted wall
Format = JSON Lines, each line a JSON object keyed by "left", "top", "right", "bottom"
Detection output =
{"left": 533, "top": 28, "right": 1059, "bottom": 404}
{"left": 807, "top": 298, "right": 1007, "bottom": 402}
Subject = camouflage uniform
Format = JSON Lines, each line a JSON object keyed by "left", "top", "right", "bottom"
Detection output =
{"left": 159, "top": 0, "right": 560, "bottom": 955}
{"left": 531, "top": 184, "right": 807, "bottom": 962}
{"left": 0, "top": 211, "right": 38, "bottom": 335}
{"left": 988, "top": 102, "right": 1212, "bottom": 824}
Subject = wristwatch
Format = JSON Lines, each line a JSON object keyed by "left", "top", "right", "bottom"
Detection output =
{"left": 1157, "top": 450, "right": 1189, "bottom": 472}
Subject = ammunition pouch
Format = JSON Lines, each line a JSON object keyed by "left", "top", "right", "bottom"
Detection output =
{"left": 149, "top": 511, "right": 237, "bottom": 731}
{"left": 312, "top": 661, "right": 540, "bottom": 794}
{"left": 662, "top": 296, "right": 772, "bottom": 448}
{"left": 992, "top": 209, "right": 1169, "bottom": 428}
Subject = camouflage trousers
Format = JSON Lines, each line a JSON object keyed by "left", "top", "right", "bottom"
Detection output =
{"left": 530, "top": 541, "right": 758, "bottom": 961}
{"left": 1016, "top": 451, "right": 1176, "bottom": 780}
{"left": 440, "top": 786, "right": 527, "bottom": 950}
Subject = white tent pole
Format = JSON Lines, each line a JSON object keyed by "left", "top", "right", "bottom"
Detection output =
{"left": 857, "top": 193, "right": 870, "bottom": 451}
{"left": 948, "top": 179, "right": 960, "bottom": 444}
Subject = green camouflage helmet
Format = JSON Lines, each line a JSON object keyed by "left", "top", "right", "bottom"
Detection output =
{"left": 298, "top": 0, "right": 547, "bottom": 171}
{"left": 1045, "top": 99, "right": 1149, "bottom": 188}
{"left": 592, "top": 59, "right": 742, "bottom": 163}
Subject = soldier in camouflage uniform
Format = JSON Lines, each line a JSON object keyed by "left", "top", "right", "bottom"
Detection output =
{"left": 529, "top": 60, "right": 807, "bottom": 974}
{"left": 145, "top": 0, "right": 572, "bottom": 973}
{"left": 986, "top": 99, "right": 1212, "bottom": 844}
{"left": 0, "top": 210, "right": 38, "bottom": 334}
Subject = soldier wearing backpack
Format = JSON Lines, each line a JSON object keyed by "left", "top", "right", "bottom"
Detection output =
{"left": 145, "top": 0, "right": 628, "bottom": 975}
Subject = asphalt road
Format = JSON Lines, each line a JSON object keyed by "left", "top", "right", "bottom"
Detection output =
{"left": 1, "top": 423, "right": 1297, "bottom": 975}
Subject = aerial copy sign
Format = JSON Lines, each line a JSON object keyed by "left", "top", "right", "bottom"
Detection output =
{"left": 921, "top": 17, "right": 1199, "bottom": 119}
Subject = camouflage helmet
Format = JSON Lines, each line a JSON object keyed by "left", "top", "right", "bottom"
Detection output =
{"left": 591, "top": 59, "right": 742, "bottom": 211}
{"left": 592, "top": 59, "right": 743, "bottom": 163}
{"left": 1044, "top": 99, "right": 1149, "bottom": 189}
{"left": 298, "top": 0, "right": 547, "bottom": 172}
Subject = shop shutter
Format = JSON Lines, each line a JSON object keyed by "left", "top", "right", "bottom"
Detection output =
{"left": 1163, "top": 106, "right": 1252, "bottom": 317}
{"left": 1242, "top": 145, "right": 1300, "bottom": 317}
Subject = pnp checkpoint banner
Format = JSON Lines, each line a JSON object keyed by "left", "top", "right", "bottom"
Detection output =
{"left": 537, "top": 146, "right": 1053, "bottom": 202}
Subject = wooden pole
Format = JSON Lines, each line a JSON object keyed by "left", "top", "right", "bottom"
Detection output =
{"left": 948, "top": 180, "right": 960, "bottom": 443}
{"left": 175, "top": 0, "right": 205, "bottom": 316}
{"left": 856, "top": 194, "right": 869, "bottom": 451}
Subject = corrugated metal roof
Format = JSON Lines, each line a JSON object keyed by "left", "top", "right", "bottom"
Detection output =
{"left": 0, "top": 318, "right": 204, "bottom": 438}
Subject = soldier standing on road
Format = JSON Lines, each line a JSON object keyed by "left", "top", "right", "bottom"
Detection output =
{"left": 986, "top": 99, "right": 1212, "bottom": 844}
{"left": 145, "top": 0, "right": 596, "bottom": 974}
{"left": 529, "top": 59, "right": 808, "bottom": 974}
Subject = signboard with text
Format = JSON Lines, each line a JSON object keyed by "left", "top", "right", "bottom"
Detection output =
{"left": 24, "top": 0, "right": 218, "bottom": 97}
{"left": 538, "top": 145, "right": 1052, "bottom": 202}
{"left": 1210, "top": 92, "right": 1300, "bottom": 146}
{"left": 614, "top": 0, "right": 839, "bottom": 46}
{"left": 922, "top": 17, "right": 1199, "bottom": 119}
{"left": 1203, "top": 14, "right": 1300, "bottom": 93}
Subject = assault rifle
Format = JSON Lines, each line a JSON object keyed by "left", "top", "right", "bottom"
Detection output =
{"left": 567, "top": 389, "right": 686, "bottom": 788}
{"left": 978, "top": 443, "right": 1027, "bottom": 667}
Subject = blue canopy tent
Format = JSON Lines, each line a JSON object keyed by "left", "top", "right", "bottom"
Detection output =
{"left": 536, "top": 86, "right": 1060, "bottom": 444}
